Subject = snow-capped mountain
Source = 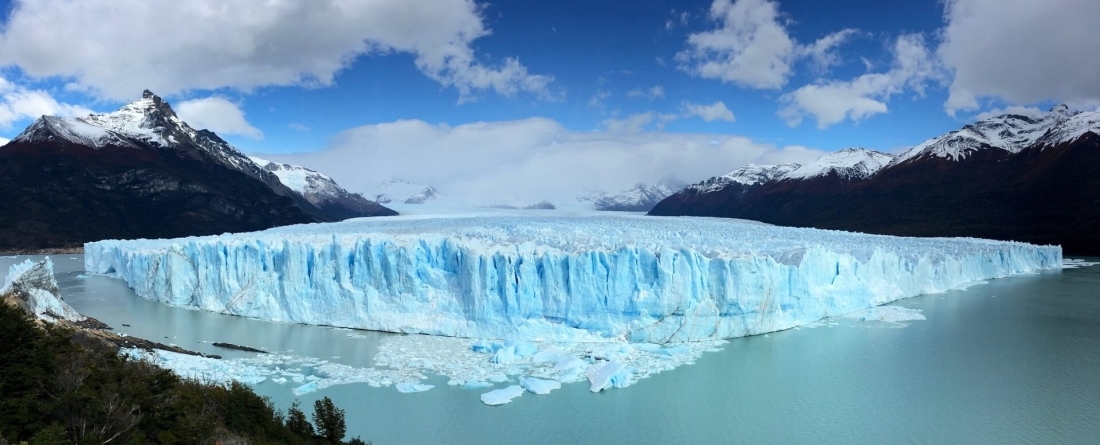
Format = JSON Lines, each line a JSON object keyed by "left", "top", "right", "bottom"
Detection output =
{"left": 593, "top": 177, "right": 687, "bottom": 212}
{"left": 249, "top": 157, "right": 388, "bottom": 220}
{"left": 784, "top": 148, "right": 893, "bottom": 180}
{"left": 404, "top": 186, "right": 441, "bottom": 204}
{"left": 370, "top": 178, "right": 441, "bottom": 205}
{"left": 0, "top": 90, "right": 393, "bottom": 250}
{"left": 651, "top": 107, "right": 1100, "bottom": 254}
{"left": 681, "top": 163, "right": 800, "bottom": 195}
{"left": 16, "top": 90, "right": 257, "bottom": 175}
{"left": 888, "top": 105, "right": 1078, "bottom": 167}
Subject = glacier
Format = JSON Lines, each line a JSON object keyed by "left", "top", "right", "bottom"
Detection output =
{"left": 84, "top": 214, "right": 1061, "bottom": 344}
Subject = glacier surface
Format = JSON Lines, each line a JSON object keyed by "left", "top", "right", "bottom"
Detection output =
{"left": 85, "top": 214, "right": 1061, "bottom": 343}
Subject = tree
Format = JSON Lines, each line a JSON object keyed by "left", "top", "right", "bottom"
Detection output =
{"left": 312, "top": 397, "right": 346, "bottom": 444}
{"left": 347, "top": 436, "right": 371, "bottom": 445}
{"left": 286, "top": 400, "right": 314, "bottom": 438}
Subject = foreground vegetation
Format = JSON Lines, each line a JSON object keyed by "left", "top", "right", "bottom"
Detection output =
{"left": 0, "top": 301, "right": 369, "bottom": 444}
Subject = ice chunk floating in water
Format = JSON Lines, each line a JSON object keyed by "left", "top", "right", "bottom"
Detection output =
{"left": 84, "top": 214, "right": 1061, "bottom": 343}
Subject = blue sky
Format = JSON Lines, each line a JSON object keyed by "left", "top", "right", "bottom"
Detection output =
{"left": 1, "top": 0, "right": 1097, "bottom": 200}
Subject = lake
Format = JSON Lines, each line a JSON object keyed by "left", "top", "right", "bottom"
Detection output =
{"left": 4, "top": 254, "right": 1098, "bottom": 444}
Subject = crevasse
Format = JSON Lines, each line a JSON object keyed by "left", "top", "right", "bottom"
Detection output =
{"left": 84, "top": 214, "right": 1061, "bottom": 343}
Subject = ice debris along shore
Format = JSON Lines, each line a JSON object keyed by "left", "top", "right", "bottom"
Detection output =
{"left": 122, "top": 331, "right": 724, "bottom": 405}
{"left": 85, "top": 214, "right": 1062, "bottom": 343}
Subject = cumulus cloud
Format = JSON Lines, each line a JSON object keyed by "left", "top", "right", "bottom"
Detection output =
{"left": 260, "top": 118, "right": 824, "bottom": 204}
{"left": 0, "top": 76, "right": 93, "bottom": 129}
{"left": 797, "top": 29, "right": 861, "bottom": 74}
{"left": 176, "top": 97, "right": 263, "bottom": 140}
{"left": 627, "top": 86, "right": 666, "bottom": 100}
{"left": 778, "top": 34, "right": 938, "bottom": 129}
{"left": 939, "top": 0, "right": 1100, "bottom": 115}
{"left": 0, "top": 0, "right": 554, "bottom": 102}
{"left": 677, "top": 0, "right": 795, "bottom": 89}
{"left": 678, "top": 0, "right": 863, "bottom": 90}
{"left": 0, "top": 136, "right": 9, "bottom": 145}
{"left": 682, "top": 101, "right": 736, "bottom": 122}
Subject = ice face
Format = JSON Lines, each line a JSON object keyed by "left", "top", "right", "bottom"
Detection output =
{"left": 84, "top": 214, "right": 1061, "bottom": 343}
{"left": 2, "top": 259, "right": 85, "bottom": 323}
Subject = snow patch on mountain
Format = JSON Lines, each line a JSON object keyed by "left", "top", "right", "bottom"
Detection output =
{"left": 683, "top": 163, "right": 800, "bottom": 195}
{"left": 248, "top": 156, "right": 349, "bottom": 199}
{"left": 13, "top": 115, "right": 130, "bottom": 148}
{"left": 784, "top": 148, "right": 894, "bottom": 180}
{"left": 371, "top": 178, "right": 438, "bottom": 205}
{"left": 1035, "top": 109, "right": 1100, "bottom": 147}
{"left": 404, "top": 186, "right": 441, "bottom": 204}
{"left": 889, "top": 105, "right": 1088, "bottom": 167}
{"left": 594, "top": 178, "right": 686, "bottom": 212}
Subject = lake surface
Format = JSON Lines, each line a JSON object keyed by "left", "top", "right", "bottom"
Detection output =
{"left": 4, "top": 255, "right": 1098, "bottom": 444}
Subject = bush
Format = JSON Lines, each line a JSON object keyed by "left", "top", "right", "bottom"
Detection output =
{"left": 0, "top": 300, "right": 372, "bottom": 444}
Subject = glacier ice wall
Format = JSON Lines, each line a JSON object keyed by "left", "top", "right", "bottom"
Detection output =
{"left": 85, "top": 214, "right": 1061, "bottom": 343}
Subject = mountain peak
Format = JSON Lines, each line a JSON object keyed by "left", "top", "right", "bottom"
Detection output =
{"left": 1050, "top": 104, "right": 1070, "bottom": 113}
{"left": 142, "top": 89, "right": 156, "bottom": 99}
{"left": 785, "top": 148, "right": 894, "bottom": 181}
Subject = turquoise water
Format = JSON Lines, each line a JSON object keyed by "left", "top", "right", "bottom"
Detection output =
{"left": 5, "top": 255, "right": 1099, "bottom": 444}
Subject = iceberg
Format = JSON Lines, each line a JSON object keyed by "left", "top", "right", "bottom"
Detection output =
{"left": 480, "top": 385, "right": 525, "bottom": 406}
{"left": 395, "top": 383, "right": 434, "bottom": 393}
{"left": 84, "top": 214, "right": 1061, "bottom": 343}
{"left": 520, "top": 377, "right": 561, "bottom": 395}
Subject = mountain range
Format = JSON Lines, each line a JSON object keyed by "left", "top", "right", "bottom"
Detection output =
{"left": 0, "top": 90, "right": 393, "bottom": 251}
{"left": 650, "top": 106, "right": 1100, "bottom": 254}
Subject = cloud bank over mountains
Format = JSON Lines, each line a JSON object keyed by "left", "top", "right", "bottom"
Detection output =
{"left": 266, "top": 117, "right": 823, "bottom": 204}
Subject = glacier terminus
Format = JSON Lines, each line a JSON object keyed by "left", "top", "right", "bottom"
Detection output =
{"left": 84, "top": 214, "right": 1061, "bottom": 344}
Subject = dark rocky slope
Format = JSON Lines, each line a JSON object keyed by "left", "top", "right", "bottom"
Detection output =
{"left": 651, "top": 110, "right": 1100, "bottom": 255}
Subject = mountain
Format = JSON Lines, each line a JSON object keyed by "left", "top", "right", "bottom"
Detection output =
{"left": 370, "top": 178, "right": 441, "bottom": 205}
{"left": 0, "top": 90, "right": 394, "bottom": 251}
{"left": 589, "top": 177, "right": 687, "bottom": 212}
{"left": 249, "top": 157, "right": 393, "bottom": 220}
{"left": 650, "top": 106, "right": 1100, "bottom": 254}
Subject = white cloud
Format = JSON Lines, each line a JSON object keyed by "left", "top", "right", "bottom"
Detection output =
{"left": 602, "top": 112, "right": 678, "bottom": 133}
{"left": 677, "top": 0, "right": 796, "bottom": 89}
{"left": 779, "top": 34, "right": 938, "bottom": 129}
{"left": 627, "top": 86, "right": 665, "bottom": 100}
{"left": 260, "top": 118, "right": 825, "bottom": 204}
{"left": 797, "top": 29, "right": 860, "bottom": 74}
{"left": 973, "top": 106, "right": 1043, "bottom": 122}
{"left": 588, "top": 90, "right": 612, "bottom": 108}
{"left": 0, "top": 0, "right": 554, "bottom": 102}
{"left": 939, "top": 0, "right": 1100, "bottom": 115}
{"left": 175, "top": 97, "right": 263, "bottom": 140}
{"left": 682, "top": 101, "right": 736, "bottom": 122}
{"left": 0, "top": 136, "right": 9, "bottom": 145}
{"left": 288, "top": 123, "right": 310, "bottom": 132}
{"left": 0, "top": 76, "right": 93, "bottom": 129}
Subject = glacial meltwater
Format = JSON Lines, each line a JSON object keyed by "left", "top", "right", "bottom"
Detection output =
{"left": 4, "top": 255, "right": 1098, "bottom": 444}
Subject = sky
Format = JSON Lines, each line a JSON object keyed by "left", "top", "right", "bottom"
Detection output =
{"left": 1, "top": 0, "right": 1098, "bottom": 202}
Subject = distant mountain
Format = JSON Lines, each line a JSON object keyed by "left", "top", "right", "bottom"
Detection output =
{"left": 650, "top": 106, "right": 1100, "bottom": 254}
{"left": 591, "top": 177, "right": 687, "bottom": 212}
{"left": 370, "top": 178, "right": 441, "bottom": 205}
{"left": 0, "top": 90, "right": 394, "bottom": 250}
{"left": 249, "top": 157, "right": 392, "bottom": 221}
